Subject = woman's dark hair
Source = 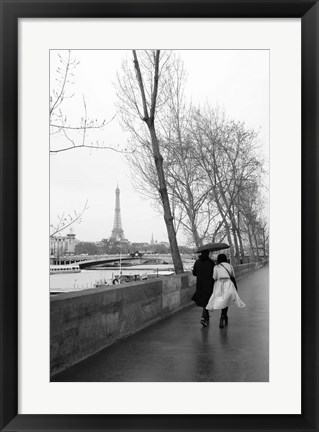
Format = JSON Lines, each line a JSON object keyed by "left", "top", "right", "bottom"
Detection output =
{"left": 217, "top": 253, "right": 228, "bottom": 264}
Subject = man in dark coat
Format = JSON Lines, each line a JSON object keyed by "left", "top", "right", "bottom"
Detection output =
{"left": 192, "top": 249, "right": 215, "bottom": 327}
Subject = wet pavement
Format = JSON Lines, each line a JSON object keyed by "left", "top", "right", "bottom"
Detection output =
{"left": 52, "top": 265, "right": 269, "bottom": 382}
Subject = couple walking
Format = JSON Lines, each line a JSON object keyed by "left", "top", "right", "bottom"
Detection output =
{"left": 192, "top": 250, "right": 245, "bottom": 328}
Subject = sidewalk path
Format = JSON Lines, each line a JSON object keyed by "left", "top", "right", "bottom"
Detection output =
{"left": 52, "top": 265, "right": 269, "bottom": 382}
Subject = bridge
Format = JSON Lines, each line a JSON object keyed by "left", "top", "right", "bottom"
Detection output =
{"left": 51, "top": 264, "right": 268, "bottom": 382}
{"left": 51, "top": 253, "right": 195, "bottom": 269}
{"left": 77, "top": 255, "right": 150, "bottom": 269}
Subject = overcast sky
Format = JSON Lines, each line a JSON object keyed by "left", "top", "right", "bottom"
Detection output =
{"left": 50, "top": 49, "right": 269, "bottom": 244}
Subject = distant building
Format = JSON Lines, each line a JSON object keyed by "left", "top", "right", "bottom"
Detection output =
{"left": 50, "top": 230, "right": 76, "bottom": 258}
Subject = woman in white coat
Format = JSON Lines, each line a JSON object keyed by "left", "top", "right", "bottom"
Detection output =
{"left": 206, "top": 253, "right": 245, "bottom": 328}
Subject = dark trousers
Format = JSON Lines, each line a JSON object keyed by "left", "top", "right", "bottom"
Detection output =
{"left": 202, "top": 308, "right": 210, "bottom": 321}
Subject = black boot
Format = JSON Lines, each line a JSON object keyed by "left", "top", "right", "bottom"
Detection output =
{"left": 220, "top": 307, "right": 229, "bottom": 327}
{"left": 201, "top": 318, "right": 209, "bottom": 327}
{"left": 219, "top": 316, "right": 225, "bottom": 328}
{"left": 201, "top": 308, "right": 209, "bottom": 327}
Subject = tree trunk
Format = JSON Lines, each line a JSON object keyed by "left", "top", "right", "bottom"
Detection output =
{"left": 262, "top": 227, "right": 267, "bottom": 257}
{"left": 236, "top": 209, "right": 245, "bottom": 262}
{"left": 226, "top": 227, "right": 235, "bottom": 265}
{"left": 148, "top": 125, "right": 184, "bottom": 273}
{"left": 230, "top": 217, "right": 240, "bottom": 264}
{"left": 132, "top": 50, "right": 184, "bottom": 274}
{"left": 247, "top": 224, "right": 255, "bottom": 262}
{"left": 185, "top": 206, "right": 202, "bottom": 249}
{"left": 209, "top": 185, "right": 235, "bottom": 263}
{"left": 236, "top": 228, "right": 245, "bottom": 263}
{"left": 185, "top": 186, "right": 202, "bottom": 249}
{"left": 190, "top": 220, "right": 202, "bottom": 249}
{"left": 215, "top": 183, "right": 239, "bottom": 264}
{"left": 212, "top": 220, "right": 224, "bottom": 243}
{"left": 253, "top": 230, "right": 260, "bottom": 261}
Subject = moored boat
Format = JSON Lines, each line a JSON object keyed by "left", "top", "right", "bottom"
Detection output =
{"left": 50, "top": 264, "right": 81, "bottom": 274}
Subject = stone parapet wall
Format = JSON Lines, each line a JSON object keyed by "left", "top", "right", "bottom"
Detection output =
{"left": 234, "top": 260, "right": 268, "bottom": 280}
{"left": 51, "top": 272, "right": 196, "bottom": 377}
{"left": 50, "top": 260, "right": 268, "bottom": 377}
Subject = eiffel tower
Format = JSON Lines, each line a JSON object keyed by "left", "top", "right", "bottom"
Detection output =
{"left": 110, "top": 185, "right": 125, "bottom": 242}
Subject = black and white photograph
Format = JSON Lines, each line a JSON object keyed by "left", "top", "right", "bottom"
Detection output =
{"left": 2, "top": 2, "right": 318, "bottom": 429}
{"left": 49, "top": 49, "right": 269, "bottom": 382}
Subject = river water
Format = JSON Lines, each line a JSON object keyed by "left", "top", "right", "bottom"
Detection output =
{"left": 50, "top": 264, "right": 177, "bottom": 293}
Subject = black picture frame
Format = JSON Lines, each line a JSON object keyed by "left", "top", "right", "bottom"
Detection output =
{"left": 1, "top": 1, "right": 318, "bottom": 431}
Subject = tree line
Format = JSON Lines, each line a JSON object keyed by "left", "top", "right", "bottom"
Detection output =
{"left": 74, "top": 239, "right": 193, "bottom": 256}
{"left": 117, "top": 50, "right": 268, "bottom": 270}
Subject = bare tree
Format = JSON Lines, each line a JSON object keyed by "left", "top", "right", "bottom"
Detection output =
{"left": 117, "top": 50, "right": 184, "bottom": 273}
{"left": 50, "top": 200, "right": 88, "bottom": 237}
{"left": 50, "top": 50, "right": 118, "bottom": 154}
{"left": 120, "top": 55, "right": 220, "bottom": 250}
{"left": 157, "top": 64, "right": 218, "bottom": 248}
{"left": 238, "top": 180, "right": 268, "bottom": 260}
{"left": 189, "top": 106, "right": 264, "bottom": 263}
{"left": 117, "top": 51, "right": 268, "bottom": 263}
{"left": 50, "top": 51, "right": 124, "bottom": 237}
{"left": 260, "top": 219, "right": 269, "bottom": 258}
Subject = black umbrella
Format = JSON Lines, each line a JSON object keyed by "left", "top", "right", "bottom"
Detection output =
{"left": 196, "top": 242, "right": 230, "bottom": 253}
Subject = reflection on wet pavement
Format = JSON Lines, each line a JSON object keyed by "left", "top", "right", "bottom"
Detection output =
{"left": 52, "top": 266, "right": 269, "bottom": 382}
